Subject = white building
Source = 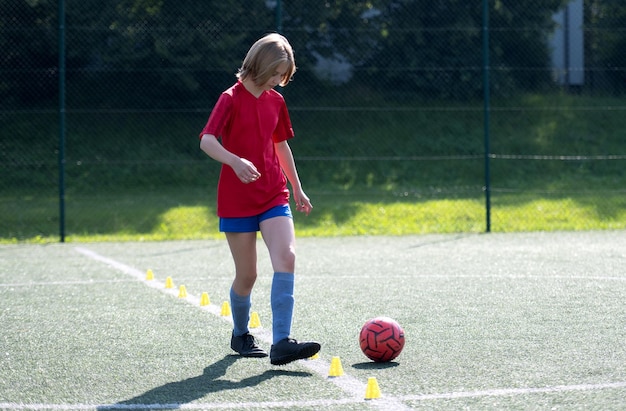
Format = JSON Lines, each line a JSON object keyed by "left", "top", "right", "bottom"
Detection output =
{"left": 550, "top": 0, "right": 584, "bottom": 86}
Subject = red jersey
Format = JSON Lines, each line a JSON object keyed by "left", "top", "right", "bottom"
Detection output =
{"left": 200, "top": 81, "right": 295, "bottom": 217}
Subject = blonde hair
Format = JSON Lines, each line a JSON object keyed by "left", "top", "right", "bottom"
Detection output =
{"left": 237, "top": 33, "right": 296, "bottom": 87}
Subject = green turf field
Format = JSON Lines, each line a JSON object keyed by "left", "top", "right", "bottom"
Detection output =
{"left": 1, "top": 231, "right": 625, "bottom": 410}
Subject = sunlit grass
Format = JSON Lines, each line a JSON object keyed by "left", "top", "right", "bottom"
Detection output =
{"left": 492, "top": 196, "right": 626, "bottom": 232}
{"left": 2, "top": 93, "right": 625, "bottom": 243}
{"left": 2, "top": 190, "right": 624, "bottom": 243}
{"left": 294, "top": 199, "right": 485, "bottom": 236}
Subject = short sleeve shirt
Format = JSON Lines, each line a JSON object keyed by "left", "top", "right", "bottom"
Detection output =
{"left": 199, "top": 81, "right": 295, "bottom": 217}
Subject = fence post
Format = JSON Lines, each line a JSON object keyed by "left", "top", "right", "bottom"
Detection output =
{"left": 482, "top": 0, "right": 491, "bottom": 233}
{"left": 275, "top": 0, "right": 282, "bottom": 33}
{"left": 58, "top": 0, "right": 66, "bottom": 242}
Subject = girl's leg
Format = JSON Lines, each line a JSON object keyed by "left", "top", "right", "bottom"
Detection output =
{"left": 260, "top": 216, "right": 296, "bottom": 343}
{"left": 225, "top": 231, "right": 259, "bottom": 296}
{"left": 225, "top": 231, "right": 267, "bottom": 357}
{"left": 260, "top": 216, "right": 296, "bottom": 273}
{"left": 261, "top": 216, "right": 320, "bottom": 365}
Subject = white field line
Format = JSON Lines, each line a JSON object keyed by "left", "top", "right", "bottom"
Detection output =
{"left": 402, "top": 381, "right": 626, "bottom": 401}
{"left": 2, "top": 381, "right": 626, "bottom": 410}
{"left": 5, "top": 273, "right": 623, "bottom": 289}
{"left": 73, "top": 247, "right": 410, "bottom": 411}
{"left": 0, "top": 399, "right": 359, "bottom": 410}
{"left": 70, "top": 247, "right": 626, "bottom": 409}
{"left": 3, "top": 248, "right": 624, "bottom": 410}
{"left": 302, "top": 274, "right": 626, "bottom": 281}
{"left": 74, "top": 247, "right": 223, "bottom": 319}
{"left": 0, "top": 279, "right": 138, "bottom": 287}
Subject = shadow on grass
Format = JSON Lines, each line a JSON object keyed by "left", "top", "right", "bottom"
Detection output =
{"left": 101, "top": 355, "right": 312, "bottom": 410}
{"left": 352, "top": 361, "right": 400, "bottom": 370}
{"left": 3, "top": 184, "right": 625, "bottom": 241}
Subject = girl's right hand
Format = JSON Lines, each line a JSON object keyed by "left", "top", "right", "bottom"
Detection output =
{"left": 232, "top": 157, "right": 261, "bottom": 184}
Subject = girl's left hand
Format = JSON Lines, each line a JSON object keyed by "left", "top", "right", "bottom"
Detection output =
{"left": 294, "top": 190, "right": 312, "bottom": 216}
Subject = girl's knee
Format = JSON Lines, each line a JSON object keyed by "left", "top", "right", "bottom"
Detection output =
{"left": 234, "top": 271, "right": 258, "bottom": 291}
{"left": 274, "top": 247, "right": 296, "bottom": 272}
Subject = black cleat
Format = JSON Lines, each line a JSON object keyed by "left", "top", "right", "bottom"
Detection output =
{"left": 230, "top": 332, "right": 268, "bottom": 358}
{"left": 270, "top": 338, "right": 321, "bottom": 365}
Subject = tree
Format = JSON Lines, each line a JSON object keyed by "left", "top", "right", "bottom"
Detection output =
{"left": 4, "top": 0, "right": 624, "bottom": 108}
{"left": 67, "top": 0, "right": 275, "bottom": 107}
{"left": 361, "top": 0, "right": 568, "bottom": 99}
{"left": 586, "top": 0, "right": 626, "bottom": 93}
{"left": 0, "top": 0, "right": 57, "bottom": 108}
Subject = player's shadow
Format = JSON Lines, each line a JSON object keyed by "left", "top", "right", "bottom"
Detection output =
{"left": 100, "top": 354, "right": 312, "bottom": 410}
{"left": 352, "top": 361, "right": 400, "bottom": 370}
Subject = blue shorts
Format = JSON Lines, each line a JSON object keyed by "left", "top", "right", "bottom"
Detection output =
{"left": 219, "top": 204, "right": 293, "bottom": 233}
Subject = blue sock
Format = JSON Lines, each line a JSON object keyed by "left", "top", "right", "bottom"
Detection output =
{"left": 271, "top": 272, "right": 295, "bottom": 344}
{"left": 230, "top": 287, "right": 251, "bottom": 337}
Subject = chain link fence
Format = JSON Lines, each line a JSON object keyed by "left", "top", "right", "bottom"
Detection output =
{"left": 2, "top": 0, "right": 625, "bottom": 242}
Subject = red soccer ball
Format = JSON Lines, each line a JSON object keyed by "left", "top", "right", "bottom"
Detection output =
{"left": 359, "top": 316, "right": 405, "bottom": 362}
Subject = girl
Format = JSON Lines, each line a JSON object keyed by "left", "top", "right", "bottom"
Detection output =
{"left": 199, "top": 33, "right": 320, "bottom": 365}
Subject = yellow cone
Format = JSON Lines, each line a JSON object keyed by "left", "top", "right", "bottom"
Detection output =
{"left": 145, "top": 269, "right": 154, "bottom": 281}
{"left": 365, "top": 377, "right": 381, "bottom": 400}
{"left": 164, "top": 276, "right": 174, "bottom": 289}
{"left": 200, "top": 292, "right": 210, "bottom": 306}
{"left": 178, "top": 285, "right": 187, "bottom": 298}
{"left": 328, "top": 356, "right": 344, "bottom": 377}
{"left": 220, "top": 301, "right": 231, "bottom": 316}
{"left": 249, "top": 311, "right": 261, "bottom": 328}
{"left": 308, "top": 352, "right": 320, "bottom": 360}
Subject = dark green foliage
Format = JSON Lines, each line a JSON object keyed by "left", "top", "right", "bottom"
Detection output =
{"left": 5, "top": 0, "right": 625, "bottom": 109}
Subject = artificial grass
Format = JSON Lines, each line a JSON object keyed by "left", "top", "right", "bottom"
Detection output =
{"left": 2, "top": 233, "right": 625, "bottom": 409}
